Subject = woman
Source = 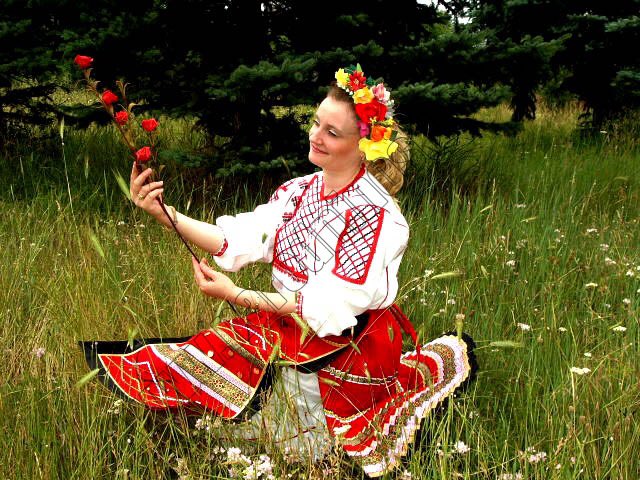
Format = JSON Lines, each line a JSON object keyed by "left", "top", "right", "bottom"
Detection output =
{"left": 81, "top": 65, "right": 477, "bottom": 478}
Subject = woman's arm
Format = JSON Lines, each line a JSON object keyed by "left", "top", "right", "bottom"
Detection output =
{"left": 130, "top": 164, "right": 225, "bottom": 255}
{"left": 191, "top": 257, "right": 296, "bottom": 314}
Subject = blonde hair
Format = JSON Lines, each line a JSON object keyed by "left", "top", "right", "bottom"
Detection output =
{"left": 327, "top": 84, "right": 410, "bottom": 201}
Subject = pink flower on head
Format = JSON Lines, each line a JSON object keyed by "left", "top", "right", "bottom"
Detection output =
{"left": 101, "top": 90, "right": 118, "bottom": 106}
{"left": 372, "top": 83, "right": 390, "bottom": 103}
{"left": 357, "top": 121, "right": 370, "bottom": 138}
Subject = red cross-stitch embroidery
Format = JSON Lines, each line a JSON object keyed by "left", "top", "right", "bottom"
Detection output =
{"left": 333, "top": 205, "right": 385, "bottom": 284}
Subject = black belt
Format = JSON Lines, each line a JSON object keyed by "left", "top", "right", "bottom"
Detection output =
{"left": 293, "top": 311, "right": 369, "bottom": 374}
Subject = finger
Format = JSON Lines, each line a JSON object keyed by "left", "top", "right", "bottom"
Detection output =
{"left": 138, "top": 181, "right": 164, "bottom": 198}
{"left": 192, "top": 257, "right": 205, "bottom": 282}
{"left": 199, "top": 261, "right": 217, "bottom": 278}
{"left": 130, "top": 162, "right": 138, "bottom": 183}
{"left": 143, "top": 188, "right": 164, "bottom": 203}
{"left": 133, "top": 168, "right": 153, "bottom": 188}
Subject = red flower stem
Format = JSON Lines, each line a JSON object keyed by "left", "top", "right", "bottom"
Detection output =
{"left": 133, "top": 161, "right": 198, "bottom": 262}
{"left": 81, "top": 68, "right": 238, "bottom": 315}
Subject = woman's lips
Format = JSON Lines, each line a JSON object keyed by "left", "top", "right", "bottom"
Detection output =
{"left": 311, "top": 144, "right": 327, "bottom": 154}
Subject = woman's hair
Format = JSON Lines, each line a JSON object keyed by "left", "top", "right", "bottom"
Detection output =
{"left": 326, "top": 84, "right": 410, "bottom": 198}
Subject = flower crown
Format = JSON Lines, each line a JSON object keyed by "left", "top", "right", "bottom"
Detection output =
{"left": 334, "top": 64, "right": 398, "bottom": 161}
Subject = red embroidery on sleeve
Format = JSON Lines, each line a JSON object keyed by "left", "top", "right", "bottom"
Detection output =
{"left": 213, "top": 238, "right": 228, "bottom": 257}
{"left": 332, "top": 205, "right": 385, "bottom": 285}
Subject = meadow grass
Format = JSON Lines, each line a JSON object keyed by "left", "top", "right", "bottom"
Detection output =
{"left": 0, "top": 102, "right": 638, "bottom": 479}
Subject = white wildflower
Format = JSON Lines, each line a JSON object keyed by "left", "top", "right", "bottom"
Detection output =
{"left": 584, "top": 282, "right": 598, "bottom": 289}
{"left": 626, "top": 270, "right": 635, "bottom": 277}
{"left": 453, "top": 440, "right": 470, "bottom": 454}
{"left": 117, "top": 220, "right": 126, "bottom": 226}
{"left": 227, "top": 447, "right": 251, "bottom": 465}
{"left": 399, "top": 470, "right": 413, "bottom": 480}
{"left": 599, "top": 243, "right": 610, "bottom": 251}
{"left": 424, "top": 269, "right": 434, "bottom": 278}
{"left": 570, "top": 367, "right": 591, "bottom": 375}
{"left": 555, "top": 463, "right": 562, "bottom": 470}
{"left": 498, "top": 474, "right": 523, "bottom": 480}
{"left": 622, "top": 298, "right": 631, "bottom": 305}
{"left": 528, "top": 451, "right": 547, "bottom": 463}
{"left": 604, "top": 257, "right": 617, "bottom": 266}
{"left": 107, "top": 399, "right": 124, "bottom": 415}
{"left": 515, "top": 203, "right": 527, "bottom": 208}
{"left": 446, "top": 298, "right": 456, "bottom": 305}
{"left": 583, "top": 352, "right": 592, "bottom": 358}
{"left": 505, "top": 259, "right": 516, "bottom": 267}
{"left": 558, "top": 327, "right": 568, "bottom": 332}
{"left": 612, "top": 326, "right": 627, "bottom": 332}
{"left": 33, "top": 347, "right": 46, "bottom": 359}
{"left": 585, "top": 228, "right": 598, "bottom": 234}
{"left": 517, "top": 323, "right": 531, "bottom": 331}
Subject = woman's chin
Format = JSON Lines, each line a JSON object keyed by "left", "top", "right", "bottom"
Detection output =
{"left": 308, "top": 151, "right": 326, "bottom": 167}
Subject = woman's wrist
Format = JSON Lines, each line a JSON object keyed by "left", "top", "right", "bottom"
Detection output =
{"left": 159, "top": 205, "right": 178, "bottom": 229}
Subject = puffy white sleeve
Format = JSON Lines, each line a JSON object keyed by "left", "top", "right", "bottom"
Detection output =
{"left": 296, "top": 204, "right": 409, "bottom": 337}
{"left": 212, "top": 179, "right": 299, "bottom": 272}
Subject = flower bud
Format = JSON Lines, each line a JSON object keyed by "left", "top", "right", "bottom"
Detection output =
{"left": 74, "top": 55, "right": 93, "bottom": 69}
{"left": 102, "top": 90, "right": 119, "bottom": 106}
{"left": 114, "top": 111, "right": 129, "bottom": 126}
{"left": 141, "top": 118, "right": 159, "bottom": 132}
{"left": 135, "top": 146, "right": 152, "bottom": 163}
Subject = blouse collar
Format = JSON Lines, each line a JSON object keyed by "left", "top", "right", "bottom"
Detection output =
{"left": 319, "top": 163, "right": 366, "bottom": 201}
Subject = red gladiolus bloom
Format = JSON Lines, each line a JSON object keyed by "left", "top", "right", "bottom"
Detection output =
{"left": 74, "top": 55, "right": 93, "bottom": 69}
{"left": 114, "top": 111, "right": 129, "bottom": 125}
{"left": 141, "top": 118, "right": 159, "bottom": 132}
{"left": 135, "top": 146, "right": 152, "bottom": 163}
{"left": 102, "top": 90, "right": 118, "bottom": 106}
{"left": 348, "top": 71, "right": 367, "bottom": 91}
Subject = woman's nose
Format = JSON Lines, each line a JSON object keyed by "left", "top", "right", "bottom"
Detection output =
{"left": 309, "top": 126, "right": 321, "bottom": 143}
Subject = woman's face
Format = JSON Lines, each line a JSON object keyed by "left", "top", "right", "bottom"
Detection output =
{"left": 308, "top": 96, "right": 361, "bottom": 171}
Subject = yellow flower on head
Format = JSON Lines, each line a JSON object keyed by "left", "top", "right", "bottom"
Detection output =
{"left": 352, "top": 86, "right": 374, "bottom": 104}
{"left": 335, "top": 69, "right": 350, "bottom": 87}
{"left": 358, "top": 138, "right": 399, "bottom": 161}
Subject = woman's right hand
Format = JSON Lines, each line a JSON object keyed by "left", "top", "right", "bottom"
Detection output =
{"left": 130, "top": 162, "right": 165, "bottom": 220}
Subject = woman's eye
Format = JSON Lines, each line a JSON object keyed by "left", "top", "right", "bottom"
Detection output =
{"left": 329, "top": 130, "right": 338, "bottom": 137}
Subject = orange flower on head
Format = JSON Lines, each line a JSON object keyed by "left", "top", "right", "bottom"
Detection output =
{"left": 370, "top": 125, "right": 387, "bottom": 142}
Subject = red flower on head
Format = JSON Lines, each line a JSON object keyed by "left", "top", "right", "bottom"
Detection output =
{"left": 135, "top": 146, "right": 152, "bottom": 163}
{"left": 74, "top": 55, "right": 93, "bottom": 69}
{"left": 114, "top": 111, "right": 129, "bottom": 125}
{"left": 101, "top": 90, "right": 118, "bottom": 106}
{"left": 355, "top": 99, "right": 387, "bottom": 125}
{"left": 348, "top": 71, "right": 367, "bottom": 91}
{"left": 141, "top": 118, "right": 159, "bottom": 132}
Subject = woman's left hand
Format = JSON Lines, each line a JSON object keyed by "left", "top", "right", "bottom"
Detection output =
{"left": 191, "top": 257, "right": 237, "bottom": 301}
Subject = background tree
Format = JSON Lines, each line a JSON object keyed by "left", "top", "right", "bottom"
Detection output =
{"left": 0, "top": 0, "right": 67, "bottom": 141}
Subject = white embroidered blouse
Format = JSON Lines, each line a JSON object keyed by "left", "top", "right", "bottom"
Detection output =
{"left": 212, "top": 164, "right": 410, "bottom": 338}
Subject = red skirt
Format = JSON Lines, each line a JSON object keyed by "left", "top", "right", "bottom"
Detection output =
{"left": 80, "top": 304, "right": 476, "bottom": 478}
